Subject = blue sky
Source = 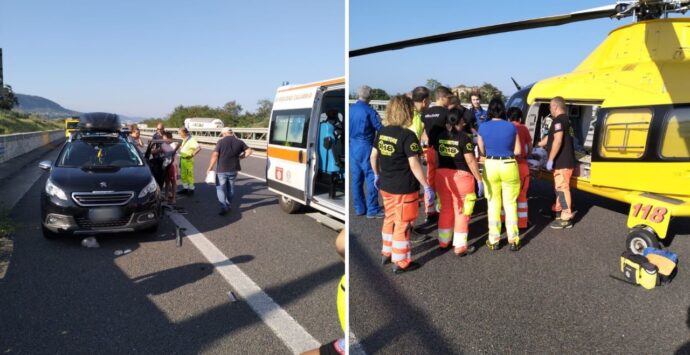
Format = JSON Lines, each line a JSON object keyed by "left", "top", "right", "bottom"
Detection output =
{"left": 1, "top": 0, "right": 344, "bottom": 118}
{"left": 350, "top": 0, "right": 658, "bottom": 99}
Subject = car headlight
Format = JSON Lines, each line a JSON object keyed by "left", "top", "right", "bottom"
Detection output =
{"left": 45, "top": 178, "right": 68, "bottom": 201}
{"left": 138, "top": 177, "right": 158, "bottom": 198}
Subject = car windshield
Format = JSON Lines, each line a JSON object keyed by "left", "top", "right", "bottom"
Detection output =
{"left": 66, "top": 121, "right": 79, "bottom": 129}
{"left": 57, "top": 140, "right": 143, "bottom": 167}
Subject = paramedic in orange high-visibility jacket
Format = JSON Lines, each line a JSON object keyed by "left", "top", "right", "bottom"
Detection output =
{"left": 507, "top": 107, "right": 532, "bottom": 229}
{"left": 434, "top": 108, "right": 483, "bottom": 256}
{"left": 420, "top": 86, "right": 453, "bottom": 222}
{"left": 370, "top": 95, "right": 433, "bottom": 274}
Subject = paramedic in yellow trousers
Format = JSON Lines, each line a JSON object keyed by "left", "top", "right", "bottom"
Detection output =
{"left": 371, "top": 95, "right": 434, "bottom": 274}
{"left": 434, "top": 108, "right": 483, "bottom": 256}
{"left": 477, "top": 98, "right": 523, "bottom": 251}
{"left": 177, "top": 128, "right": 201, "bottom": 195}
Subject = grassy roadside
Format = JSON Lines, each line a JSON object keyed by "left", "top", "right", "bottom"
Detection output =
{"left": 0, "top": 110, "right": 62, "bottom": 135}
{"left": 0, "top": 209, "right": 15, "bottom": 279}
{"left": 0, "top": 210, "right": 15, "bottom": 239}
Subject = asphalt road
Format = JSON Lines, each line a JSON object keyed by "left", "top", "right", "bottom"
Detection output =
{"left": 350, "top": 178, "right": 690, "bottom": 354}
{"left": 0, "top": 145, "right": 343, "bottom": 354}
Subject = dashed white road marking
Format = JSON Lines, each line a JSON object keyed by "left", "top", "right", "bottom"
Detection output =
{"left": 167, "top": 212, "right": 320, "bottom": 354}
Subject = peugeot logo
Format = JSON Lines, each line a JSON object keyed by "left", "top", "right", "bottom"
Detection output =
{"left": 100, "top": 182, "right": 107, "bottom": 188}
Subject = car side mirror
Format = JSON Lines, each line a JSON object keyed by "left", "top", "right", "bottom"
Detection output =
{"left": 38, "top": 160, "right": 52, "bottom": 171}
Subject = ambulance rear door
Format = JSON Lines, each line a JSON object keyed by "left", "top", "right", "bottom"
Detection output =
{"left": 266, "top": 85, "right": 319, "bottom": 205}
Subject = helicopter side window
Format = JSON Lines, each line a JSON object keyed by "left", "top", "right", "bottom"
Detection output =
{"left": 599, "top": 108, "right": 652, "bottom": 159}
{"left": 660, "top": 108, "right": 690, "bottom": 160}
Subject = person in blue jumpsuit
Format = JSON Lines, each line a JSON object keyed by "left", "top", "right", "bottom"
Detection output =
{"left": 349, "top": 85, "right": 384, "bottom": 218}
{"left": 470, "top": 92, "right": 489, "bottom": 130}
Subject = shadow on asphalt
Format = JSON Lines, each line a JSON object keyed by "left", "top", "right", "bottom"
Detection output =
{"left": 351, "top": 232, "right": 459, "bottom": 354}
{"left": 675, "top": 306, "right": 690, "bottom": 355}
{"left": 181, "top": 177, "right": 337, "bottom": 232}
{"left": 170, "top": 179, "right": 278, "bottom": 235}
{"left": 0, "top": 173, "right": 342, "bottom": 353}
{"left": 2, "top": 227, "right": 340, "bottom": 353}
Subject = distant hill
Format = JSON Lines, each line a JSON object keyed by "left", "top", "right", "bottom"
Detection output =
{"left": 12, "top": 94, "right": 145, "bottom": 122}
{"left": 14, "top": 94, "right": 81, "bottom": 118}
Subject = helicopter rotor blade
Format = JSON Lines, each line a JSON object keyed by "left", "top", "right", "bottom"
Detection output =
{"left": 511, "top": 77, "right": 522, "bottom": 91}
{"left": 350, "top": 5, "right": 618, "bottom": 57}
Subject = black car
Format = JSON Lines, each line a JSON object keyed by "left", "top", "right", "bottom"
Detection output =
{"left": 39, "top": 113, "right": 161, "bottom": 238}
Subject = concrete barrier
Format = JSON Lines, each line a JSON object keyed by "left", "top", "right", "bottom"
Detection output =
{"left": 0, "top": 130, "right": 64, "bottom": 164}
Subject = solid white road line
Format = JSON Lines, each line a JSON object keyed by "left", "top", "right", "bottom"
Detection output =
{"left": 349, "top": 332, "right": 368, "bottom": 355}
{"left": 167, "top": 212, "right": 320, "bottom": 353}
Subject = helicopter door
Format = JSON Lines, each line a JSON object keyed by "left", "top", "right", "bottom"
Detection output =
{"left": 524, "top": 103, "right": 541, "bottom": 147}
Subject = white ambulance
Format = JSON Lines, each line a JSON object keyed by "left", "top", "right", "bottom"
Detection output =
{"left": 266, "top": 77, "right": 345, "bottom": 220}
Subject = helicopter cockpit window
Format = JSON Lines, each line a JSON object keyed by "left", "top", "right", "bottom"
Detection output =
{"left": 660, "top": 108, "right": 690, "bottom": 159}
{"left": 599, "top": 108, "right": 652, "bottom": 159}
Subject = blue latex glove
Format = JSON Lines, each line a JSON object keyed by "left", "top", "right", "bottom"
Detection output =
{"left": 546, "top": 160, "right": 554, "bottom": 171}
{"left": 374, "top": 174, "right": 380, "bottom": 190}
{"left": 477, "top": 181, "right": 484, "bottom": 198}
{"left": 424, "top": 186, "right": 435, "bottom": 206}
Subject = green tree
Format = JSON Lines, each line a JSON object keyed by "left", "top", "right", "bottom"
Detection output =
{"left": 0, "top": 85, "right": 19, "bottom": 111}
{"left": 369, "top": 88, "right": 390, "bottom": 101}
{"left": 222, "top": 100, "right": 243, "bottom": 118}
{"left": 478, "top": 82, "right": 506, "bottom": 103}
{"left": 426, "top": 78, "right": 451, "bottom": 101}
{"left": 254, "top": 99, "right": 272, "bottom": 119}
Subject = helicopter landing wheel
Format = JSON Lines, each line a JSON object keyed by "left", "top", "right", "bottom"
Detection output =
{"left": 626, "top": 226, "right": 660, "bottom": 255}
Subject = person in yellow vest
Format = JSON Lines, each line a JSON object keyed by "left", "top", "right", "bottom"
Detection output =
{"left": 408, "top": 86, "right": 429, "bottom": 140}
{"left": 477, "top": 98, "right": 523, "bottom": 251}
{"left": 301, "top": 230, "right": 346, "bottom": 355}
{"left": 177, "top": 127, "right": 201, "bottom": 195}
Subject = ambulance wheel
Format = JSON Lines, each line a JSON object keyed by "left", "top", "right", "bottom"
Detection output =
{"left": 279, "top": 196, "right": 302, "bottom": 214}
{"left": 626, "top": 227, "right": 660, "bottom": 255}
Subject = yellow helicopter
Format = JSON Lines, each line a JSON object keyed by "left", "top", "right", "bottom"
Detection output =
{"left": 350, "top": 0, "right": 690, "bottom": 255}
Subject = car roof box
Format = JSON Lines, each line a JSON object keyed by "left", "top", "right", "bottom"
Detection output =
{"left": 79, "top": 113, "right": 121, "bottom": 132}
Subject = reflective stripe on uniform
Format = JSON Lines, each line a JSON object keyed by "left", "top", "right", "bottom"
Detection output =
{"left": 381, "top": 233, "right": 393, "bottom": 255}
{"left": 438, "top": 229, "right": 452, "bottom": 245}
{"left": 453, "top": 232, "right": 468, "bottom": 248}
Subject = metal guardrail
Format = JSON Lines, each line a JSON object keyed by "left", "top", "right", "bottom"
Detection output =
{"left": 348, "top": 99, "right": 489, "bottom": 119}
{"left": 139, "top": 127, "right": 268, "bottom": 150}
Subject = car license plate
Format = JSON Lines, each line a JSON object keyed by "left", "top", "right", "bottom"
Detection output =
{"left": 88, "top": 207, "right": 123, "bottom": 222}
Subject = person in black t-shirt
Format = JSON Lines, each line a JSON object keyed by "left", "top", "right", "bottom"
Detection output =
{"left": 538, "top": 96, "right": 576, "bottom": 229}
{"left": 206, "top": 127, "right": 253, "bottom": 215}
{"left": 448, "top": 95, "right": 477, "bottom": 136}
{"left": 371, "top": 95, "right": 433, "bottom": 274}
{"left": 420, "top": 86, "right": 452, "bottom": 222}
{"left": 434, "top": 108, "right": 483, "bottom": 256}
